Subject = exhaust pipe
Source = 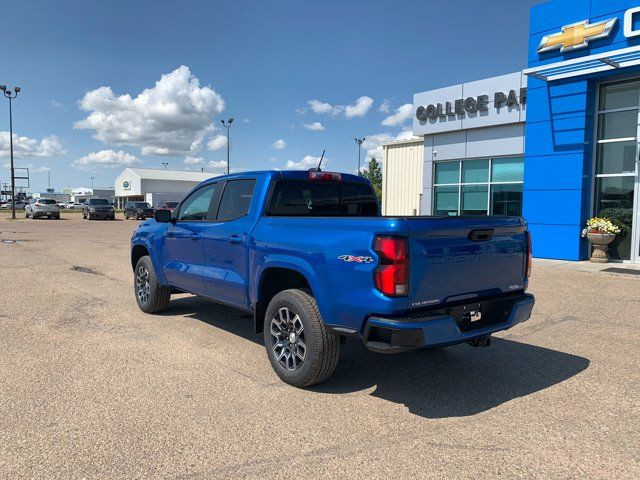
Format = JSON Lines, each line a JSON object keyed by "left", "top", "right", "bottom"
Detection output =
{"left": 466, "top": 335, "right": 492, "bottom": 348}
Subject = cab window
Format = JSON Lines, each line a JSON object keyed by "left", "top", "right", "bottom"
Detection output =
{"left": 217, "top": 179, "right": 255, "bottom": 222}
{"left": 178, "top": 183, "right": 218, "bottom": 221}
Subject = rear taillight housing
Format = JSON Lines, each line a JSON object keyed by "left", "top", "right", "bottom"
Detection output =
{"left": 524, "top": 230, "right": 532, "bottom": 278}
{"left": 373, "top": 236, "right": 409, "bottom": 297}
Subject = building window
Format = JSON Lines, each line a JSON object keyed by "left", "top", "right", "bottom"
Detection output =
{"left": 433, "top": 156, "right": 524, "bottom": 216}
{"left": 593, "top": 80, "right": 639, "bottom": 261}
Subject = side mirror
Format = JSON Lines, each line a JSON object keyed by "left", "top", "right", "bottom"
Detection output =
{"left": 155, "top": 209, "right": 172, "bottom": 223}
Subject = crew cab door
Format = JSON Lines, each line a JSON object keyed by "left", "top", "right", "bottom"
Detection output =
{"left": 162, "top": 182, "right": 219, "bottom": 293}
{"left": 201, "top": 178, "right": 256, "bottom": 306}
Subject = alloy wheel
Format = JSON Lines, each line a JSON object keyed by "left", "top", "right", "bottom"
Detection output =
{"left": 136, "top": 265, "right": 151, "bottom": 305}
{"left": 270, "top": 307, "right": 306, "bottom": 371}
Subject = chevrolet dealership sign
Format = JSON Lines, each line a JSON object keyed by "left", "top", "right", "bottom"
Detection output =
{"left": 413, "top": 71, "right": 527, "bottom": 136}
{"left": 538, "top": 6, "right": 640, "bottom": 54}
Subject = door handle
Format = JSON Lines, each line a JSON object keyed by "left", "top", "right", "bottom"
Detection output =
{"left": 190, "top": 232, "right": 201, "bottom": 241}
{"left": 228, "top": 234, "right": 243, "bottom": 244}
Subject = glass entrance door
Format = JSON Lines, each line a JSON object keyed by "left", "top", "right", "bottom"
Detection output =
{"left": 594, "top": 80, "right": 640, "bottom": 262}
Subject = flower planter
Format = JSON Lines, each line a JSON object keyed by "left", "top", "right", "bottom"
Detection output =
{"left": 586, "top": 233, "right": 616, "bottom": 263}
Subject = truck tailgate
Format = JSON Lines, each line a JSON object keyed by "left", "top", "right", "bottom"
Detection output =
{"left": 404, "top": 216, "right": 527, "bottom": 309}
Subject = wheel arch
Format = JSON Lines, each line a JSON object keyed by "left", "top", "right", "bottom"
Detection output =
{"left": 254, "top": 265, "right": 318, "bottom": 334}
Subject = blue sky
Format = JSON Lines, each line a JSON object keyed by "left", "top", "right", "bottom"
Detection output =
{"left": 0, "top": 0, "right": 540, "bottom": 192}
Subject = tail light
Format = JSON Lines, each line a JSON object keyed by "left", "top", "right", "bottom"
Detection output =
{"left": 309, "top": 171, "right": 342, "bottom": 182}
{"left": 524, "top": 230, "right": 532, "bottom": 278}
{"left": 374, "top": 236, "right": 408, "bottom": 297}
{"left": 35, "top": 203, "right": 41, "bottom": 207}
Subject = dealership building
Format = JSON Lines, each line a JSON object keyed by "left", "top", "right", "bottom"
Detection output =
{"left": 113, "top": 167, "right": 216, "bottom": 209}
{"left": 383, "top": 0, "right": 640, "bottom": 263}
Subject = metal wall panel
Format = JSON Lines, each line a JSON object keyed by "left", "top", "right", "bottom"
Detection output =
{"left": 382, "top": 140, "right": 424, "bottom": 216}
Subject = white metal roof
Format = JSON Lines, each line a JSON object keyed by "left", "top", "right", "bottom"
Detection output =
{"left": 124, "top": 167, "right": 216, "bottom": 182}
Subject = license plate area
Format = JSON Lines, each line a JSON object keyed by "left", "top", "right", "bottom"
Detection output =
{"left": 448, "top": 298, "right": 509, "bottom": 332}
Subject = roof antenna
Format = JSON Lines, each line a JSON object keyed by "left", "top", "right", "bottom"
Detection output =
{"left": 316, "top": 150, "right": 325, "bottom": 171}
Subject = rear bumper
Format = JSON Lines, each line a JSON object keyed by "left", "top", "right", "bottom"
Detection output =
{"left": 363, "top": 293, "right": 535, "bottom": 353}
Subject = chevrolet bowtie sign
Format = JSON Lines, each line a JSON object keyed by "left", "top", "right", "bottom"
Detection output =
{"left": 538, "top": 19, "right": 617, "bottom": 53}
{"left": 538, "top": 6, "right": 640, "bottom": 54}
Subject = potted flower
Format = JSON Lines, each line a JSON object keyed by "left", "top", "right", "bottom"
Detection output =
{"left": 581, "top": 217, "right": 621, "bottom": 263}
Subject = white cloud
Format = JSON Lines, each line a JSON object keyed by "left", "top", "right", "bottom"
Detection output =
{"left": 381, "top": 103, "right": 413, "bottom": 127}
{"left": 344, "top": 96, "right": 374, "bottom": 118}
{"left": 285, "top": 155, "right": 328, "bottom": 170}
{"left": 0, "top": 132, "right": 66, "bottom": 158}
{"left": 303, "top": 96, "right": 374, "bottom": 118}
{"left": 72, "top": 149, "right": 141, "bottom": 170}
{"left": 207, "top": 134, "right": 227, "bottom": 151}
{"left": 207, "top": 160, "right": 227, "bottom": 172}
{"left": 272, "top": 139, "right": 286, "bottom": 150}
{"left": 74, "top": 65, "right": 225, "bottom": 156}
{"left": 269, "top": 156, "right": 278, "bottom": 163}
{"left": 303, "top": 121, "right": 325, "bottom": 131}
{"left": 379, "top": 99, "right": 392, "bottom": 114}
{"left": 362, "top": 130, "right": 418, "bottom": 161}
{"left": 51, "top": 100, "right": 64, "bottom": 109}
{"left": 184, "top": 156, "right": 204, "bottom": 165}
{"left": 308, "top": 99, "right": 337, "bottom": 115}
{"left": 16, "top": 163, "right": 51, "bottom": 174}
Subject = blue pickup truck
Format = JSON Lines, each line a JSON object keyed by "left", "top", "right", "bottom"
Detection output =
{"left": 131, "top": 170, "right": 534, "bottom": 387}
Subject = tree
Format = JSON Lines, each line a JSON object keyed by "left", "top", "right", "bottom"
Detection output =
{"left": 361, "top": 157, "right": 382, "bottom": 200}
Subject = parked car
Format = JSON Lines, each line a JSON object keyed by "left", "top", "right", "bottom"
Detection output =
{"left": 130, "top": 170, "right": 535, "bottom": 387}
{"left": 124, "top": 201, "right": 154, "bottom": 220}
{"left": 83, "top": 198, "right": 115, "bottom": 220}
{"left": 157, "top": 201, "right": 179, "bottom": 212}
{"left": 25, "top": 198, "right": 61, "bottom": 219}
{"left": 67, "top": 202, "right": 85, "bottom": 210}
{"left": 1, "top": 200, "right": 27, "bottom": 210}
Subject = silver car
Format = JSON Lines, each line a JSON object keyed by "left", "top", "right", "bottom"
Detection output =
{"left": 25, "top": 198, "right": 60, "bottom": 219}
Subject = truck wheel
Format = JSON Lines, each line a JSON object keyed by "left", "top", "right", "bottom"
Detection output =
{"left": 134, "top": 256, "right": 171, "bottom": 313}
{"left": 264, "top": 289, "right": 339, "bottom": 387}
{"left": 25, "top": 211, "right": 29, "bottom": 218}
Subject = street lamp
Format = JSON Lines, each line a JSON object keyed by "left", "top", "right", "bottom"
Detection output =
{"left": 221, "top": 118, "right": 234, "bottom": 175}
{"left": 354, "top": 137, "right": 366, "bottom": 175}
{"left": 1, "top": 85, "right": 21, "bottom": 220}
{"left": 162, "top": 162, "right": 168, "bottom": 170}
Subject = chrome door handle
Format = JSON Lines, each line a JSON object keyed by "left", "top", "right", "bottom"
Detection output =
{"left": 228, "top": 234, "right": 243, "bottom": 244}
{"left": 190, "top": 232, "right": 201, "bottom": 241}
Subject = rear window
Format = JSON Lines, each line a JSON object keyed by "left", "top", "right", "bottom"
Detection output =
{"left": 165, "top": 201, "right": 178, "bottom": 208}
{"left": 88, "top": 199, "right": 109, "bottom": 205}
{"left": 267, "top": 180, "right": 379, "bottom": 216}
{"left": 39, "top": 199, "right": 57, "bottom": 204}
{"left": 133, "top": 202, "right": 150, "bottom": 208}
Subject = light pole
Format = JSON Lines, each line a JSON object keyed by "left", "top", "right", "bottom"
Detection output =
{"left": 221, "top": 118, "right": 234, "bottom": 174}
{"left": 1, "top": 85, "right": 20, "bottom": 219}
{"left": 162, "top": 162, "right": 168, "bottom": 170}
{"left": 354, "top": 137, "right": 365, "bottom": 175}
{"left": 90, "top": 176, "right": 95, "bottom": 189}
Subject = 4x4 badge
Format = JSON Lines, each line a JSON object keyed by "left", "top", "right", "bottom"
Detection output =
{"left": 338, "top": 255, "right": 374, "bottom": 264}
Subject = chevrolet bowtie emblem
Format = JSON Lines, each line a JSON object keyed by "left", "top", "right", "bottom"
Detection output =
{"left": 538, "top": 19, "right": 617, "bottom": 53}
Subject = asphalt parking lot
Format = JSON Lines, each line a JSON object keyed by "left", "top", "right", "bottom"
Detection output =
{"left": 0, "top": 212, "right": 638, "bottom": 479}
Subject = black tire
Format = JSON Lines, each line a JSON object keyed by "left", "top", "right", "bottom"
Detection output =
{"left": 134, "top": 255, "right": 171, "bottom": 313}
{"left": 25, "top": 211, "right": 29, "bottom": 218}
{"left": 54, "top": 214, "right": 60, "bottom": 219}
{"left": 264, "top": 289, "right": 339, "bottom": 387}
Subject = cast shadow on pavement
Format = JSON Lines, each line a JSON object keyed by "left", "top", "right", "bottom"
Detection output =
{"left": 165, "top": 295, "right": 590, "bottom": 419}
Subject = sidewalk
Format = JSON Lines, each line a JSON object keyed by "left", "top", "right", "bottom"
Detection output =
{"left": 534, "top": 257, "right": 640, "bottom": 275}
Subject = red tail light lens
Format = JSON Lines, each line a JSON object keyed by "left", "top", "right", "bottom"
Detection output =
{"left": 524, "top": 230, "right": 532, "bottom": 278}
{"left": 35, "top": 203, "right": 41, "bottom": 207}
{"left": 308, "top": 171, "right": 342, "bottom": 182}
{"left": 374, "top": 236, "right": 409, "bottom": 297}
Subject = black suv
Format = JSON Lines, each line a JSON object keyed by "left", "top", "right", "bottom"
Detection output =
{"left": 124, "top": 201, "right": 155, "bottom": 220}
{"left": 83, "top": 198, "right": 115, "bottom": 220}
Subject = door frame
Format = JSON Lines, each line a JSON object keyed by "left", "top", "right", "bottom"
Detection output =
{"left": 591, "top": 78, "right": 640, "bottom": 264}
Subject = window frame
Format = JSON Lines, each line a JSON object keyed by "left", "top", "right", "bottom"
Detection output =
{"left": 432, "top": 155, "right": 524, "bottom": 216}
{"left": 174, "top": 182, "right": 220, "bottom": 223}
{"left": 214, "top": 178, "right": 257, "bottom": 222}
